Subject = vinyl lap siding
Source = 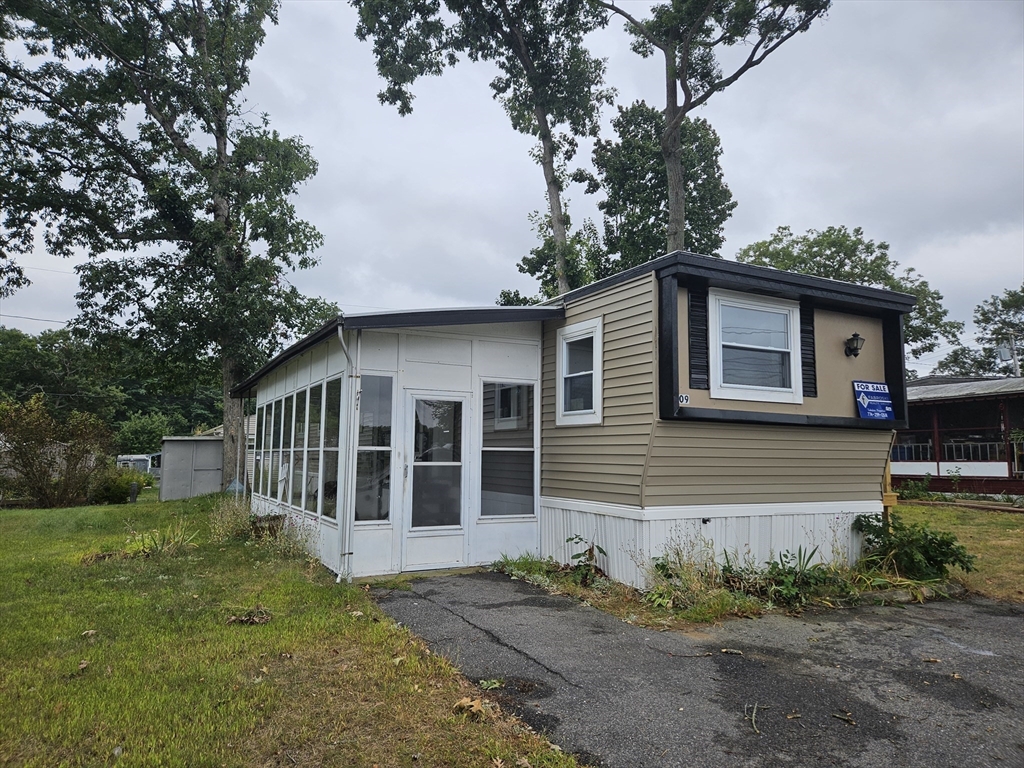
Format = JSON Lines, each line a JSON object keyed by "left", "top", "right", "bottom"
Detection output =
{"left": 541, "top": 275, "right": 656, "bottom": 506}
{"left": 643, "top": 422, "right": 892, "bottom": 506}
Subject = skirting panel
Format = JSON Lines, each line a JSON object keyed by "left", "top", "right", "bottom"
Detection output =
{"left": 539, "top": 496, "right": 881, "bottom": 588}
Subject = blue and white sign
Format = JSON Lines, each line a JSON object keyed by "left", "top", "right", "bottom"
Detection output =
{"left": 853, "top": 381, "right": 895, "bottom": 420}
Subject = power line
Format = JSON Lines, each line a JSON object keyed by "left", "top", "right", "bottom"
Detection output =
{"left": 0, "top": 312, "right": 68, "bottom": 324}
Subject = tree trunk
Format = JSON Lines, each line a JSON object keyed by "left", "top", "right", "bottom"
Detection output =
{"left": 221, "top": 355, "right": 244, "bottom": 491}
{"left": 662, "top": 45, "right": 686, "bottom": 254}
{"left": 534, "top": 105, "right": 571, "bottom": 296}
{"left": 662, "top": 121, "right": 686, "bottom": 254}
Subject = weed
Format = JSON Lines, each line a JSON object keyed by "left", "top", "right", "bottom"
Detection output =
{"left": 853, "top": 511, "right": 976, "bottom": 580}
{"left": 645, "top": 537, "right": 762, "bottom": 621}
{"left": 208, "top": 495, "right": 255, "bottom": 542}
{"left": 897, "top": 473, "right": 933, "bottom": 500}
{"left": 123, "top": 516, "right": 199, "bottom": 557}
{"left": 565, "top": 534, "right": 607, "bottom": 588}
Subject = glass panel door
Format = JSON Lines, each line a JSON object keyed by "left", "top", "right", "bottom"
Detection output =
{"left": 410, "top": 398, "right": 462, "bottom": 528}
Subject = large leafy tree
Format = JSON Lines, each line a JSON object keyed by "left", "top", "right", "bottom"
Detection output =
{"left": 353, "top": 0, "right": 612, "bottom": 295}
{"left": 934, "top": 284, "right": 1024, "bottom": 377}
{"left": 577, "top": 100, "right": 735, "bottom": 267}
{"left": 0, "top": 0, "right": 326, "bottom": 487}
{"left": 736, "top": 225, "right": 963, "bottom": 360}
{"left": 595, "top": 0, "right": 829, "bottom": 253}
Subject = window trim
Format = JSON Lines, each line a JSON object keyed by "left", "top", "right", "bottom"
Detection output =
{"left": 708, "top": 289, "right": 803, "bottom": 405}
{"left": 555, "top": 317, "right": 603, "bottom": 426}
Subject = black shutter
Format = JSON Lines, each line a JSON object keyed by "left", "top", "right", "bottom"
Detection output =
{"left": 688, "top": 287, "right": 710, "bottom": 390}
{"left": 800, "top": 303, "right": 817, "bottom": 398}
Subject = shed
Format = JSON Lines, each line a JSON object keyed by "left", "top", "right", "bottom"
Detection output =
{"left": 159, "top": 436, "right": 223, "bottom": 501}
{"left": 231, "top": 251, "right": 915, "bottom": 585}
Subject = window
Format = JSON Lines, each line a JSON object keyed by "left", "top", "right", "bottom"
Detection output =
{"left": 253, "top": 406, "right": 265, "bottom": 496}
{"left": 291, "top": 389, "right": 306, "bottom": 508}
{"left": 321, "top": 377, "right": 342, "bottom": 518}
{"left": 355, "top": 375, "right": 393, "bottom": 522}
{"left": 481, "top": 382, "right": 535, "bottom": 517}
{"left": 305, "top": 383, "right": 323, "bottom": 514}
{"left": 709, "top": 290, "right": 802, "bottom": 404}
{"left": 555, "top": 317, "right": 603, "bottom": 426}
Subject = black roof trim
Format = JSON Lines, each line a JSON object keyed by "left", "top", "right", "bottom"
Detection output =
{"left": 229, "top": 306, "right": 563, "bottom": 399}
{"left": 343, "top": 306, "right": 564, "bottom": 330}
{"left": 545, "top": 251, "right": 917, "bottom": 313}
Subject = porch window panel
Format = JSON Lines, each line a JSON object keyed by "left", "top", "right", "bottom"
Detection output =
{"left": 269, "top": 450, "right": 280, "bottom": 497}
{"left": 359, "top": 376, "right": 393, "bottom": 447}
{"left": 282, "top": 395, "right": 294, "bottom": 450}
{"left": 355, "top": 451, "right": 391, "bottom": 521}
{"left": 304, "top": 451, "right": 320, "bottom": 514}
{"left": 253, "top": 406, "right": 264, "bottom": 495}
{"left": 272, "top": 399, "right": 283, "bottom": 449}
{"left": 293, "top": 389, "right": 307, "bottom": 452}
{"left": 321, "top": 450, "right": 339, "bottom": 519}
{"left": 324, "top": 378, "right": 342, "bottom": 449}
{"left": 411, "top": 465, "right": 461, "bottom": 527}
{"left": 291, "top": 451, "right": 304, "bottom": 508}
{"left": 482, "top": 383, "right": 533, "bottom": 448}
{"left": 480, "top": 451, "right": 534, "bottom": 516}
{"left": 308, "top": 383, "right": 323, "bottom": 450}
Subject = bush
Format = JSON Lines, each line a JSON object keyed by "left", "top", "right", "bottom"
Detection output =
{"left": 0, "top": 395, "right": 109, "bottom": 507}
{"left": 896, "top": 474, "right": 932, "bottom": 500}
{"left": 853, "top": 512, "right": 976, "bottom": 580}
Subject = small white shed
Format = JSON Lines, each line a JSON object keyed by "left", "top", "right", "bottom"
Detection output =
{"left": 159, "top": 436, "right": 223, "bottom": 501}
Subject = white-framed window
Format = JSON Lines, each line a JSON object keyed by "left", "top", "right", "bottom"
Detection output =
{"left": 556, "top": 317, "right": 603, "bottom": 426}
{"left": 708, "top": 289, "right": 803, "bottom": 404}
{"left": 481, "top": 381, "right": 536, "bottom": 517}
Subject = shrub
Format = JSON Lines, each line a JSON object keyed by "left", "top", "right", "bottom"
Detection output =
{"left": 0, "top": 395, "right": 109, "bottom": 507}
{"left": 853, "top": 512, "right": 976, "bottom": 580}
{"left": 897, "top": 474, "right": 932, "bottom": 500}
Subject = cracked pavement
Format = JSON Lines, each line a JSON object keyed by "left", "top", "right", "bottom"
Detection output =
{"left": 374, "top": 572, "right": 1024, "bottom": 768}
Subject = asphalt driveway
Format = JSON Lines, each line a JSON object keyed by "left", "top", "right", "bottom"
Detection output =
{"left": 374, "top": 572, "right": 1023, "bottom": 768}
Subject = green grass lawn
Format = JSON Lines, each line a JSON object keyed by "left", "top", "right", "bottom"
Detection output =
{"left": 896, "top": 504, "right": 1024, "bottom": 602}
{"left": 0, "top": 493, "right": 576, "bottom": 767}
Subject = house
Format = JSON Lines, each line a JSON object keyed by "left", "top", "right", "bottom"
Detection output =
{"left": 891, "top": 376, "right": 1024, "bottom": 493}
{"left": 230, "top": 252, "right": 915, "bottom": 586}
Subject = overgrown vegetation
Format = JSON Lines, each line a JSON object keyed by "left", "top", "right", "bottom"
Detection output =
{"left": 89, "top": 465, "right": 154, "bottom": 505}
{"left": 0, "top": 394, "right": 109, "bottom": 507}
{"left": 853, "top": 512, "right": 976, "bottom": 580}
{"left": 0, "top": 494, "right": 577, "bottom": 767}
{"left": 498, "top": 513, "right": 987, "bottom": 626}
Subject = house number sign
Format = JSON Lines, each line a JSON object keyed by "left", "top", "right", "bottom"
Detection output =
{"left": 677, "top": 394, "right": 690, "bottom": 406}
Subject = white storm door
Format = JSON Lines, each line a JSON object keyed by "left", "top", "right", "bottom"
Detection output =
{"left": 403, "top": 394, "right": 467, "bottom": 570}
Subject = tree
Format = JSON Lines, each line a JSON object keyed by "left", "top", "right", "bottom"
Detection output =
{"left": 1, "top": 0, "right": 326, "bottom": 488}
{"left": 736, "top": 225, "right": 963, "bottom": 359}
{"left": 933, "top": 284, "right": 1024, "bottom": 377}
{"left": 0, "top": 327, "right": 125, "bottom": 422}
{"left": 115, "top": 411, "right": 174, "bottom": 455}
{"left": 353, "top": 0, "right": 612, "bottom": 295}
{"left": 576, "top": 100, "right": 735, "bottom": 268}
{"left": 931, "top": 346, "right": 1013, "bottom": 378}
{"left": 513, "top": 210, "right": 606, "bottom": 301}
{"left": 0, "top": 395, "right": 109, "bottom": 508}
{"left": 595, "top": 0, "right": 829, "bottom": 254}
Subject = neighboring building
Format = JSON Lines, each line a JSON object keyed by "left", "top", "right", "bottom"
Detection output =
{"left": 231, "top": 252, "right": 915, "bottom": 585}
{"left": 892, "top": 376, "right": 1024, "bottom": 493}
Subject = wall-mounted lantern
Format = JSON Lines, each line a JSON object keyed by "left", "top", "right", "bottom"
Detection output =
{"left": 845, "top": 332, "right": 865, "bottom": 358}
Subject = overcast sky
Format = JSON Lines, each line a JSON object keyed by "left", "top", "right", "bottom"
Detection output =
{"left": 3, "top": 0, "right": 1022, "bottom": 374}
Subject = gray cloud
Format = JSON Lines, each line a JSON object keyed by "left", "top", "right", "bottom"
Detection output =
{"left": 4, "top": 0, "right": 1021, "bottom": 376}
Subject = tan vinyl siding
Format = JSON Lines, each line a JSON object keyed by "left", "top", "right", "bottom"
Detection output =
{"left": 642, "top": 421, "right": 892, "bottom": 506}
{"left": 541, "top": 274, "right": 657, "bottom": 506}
